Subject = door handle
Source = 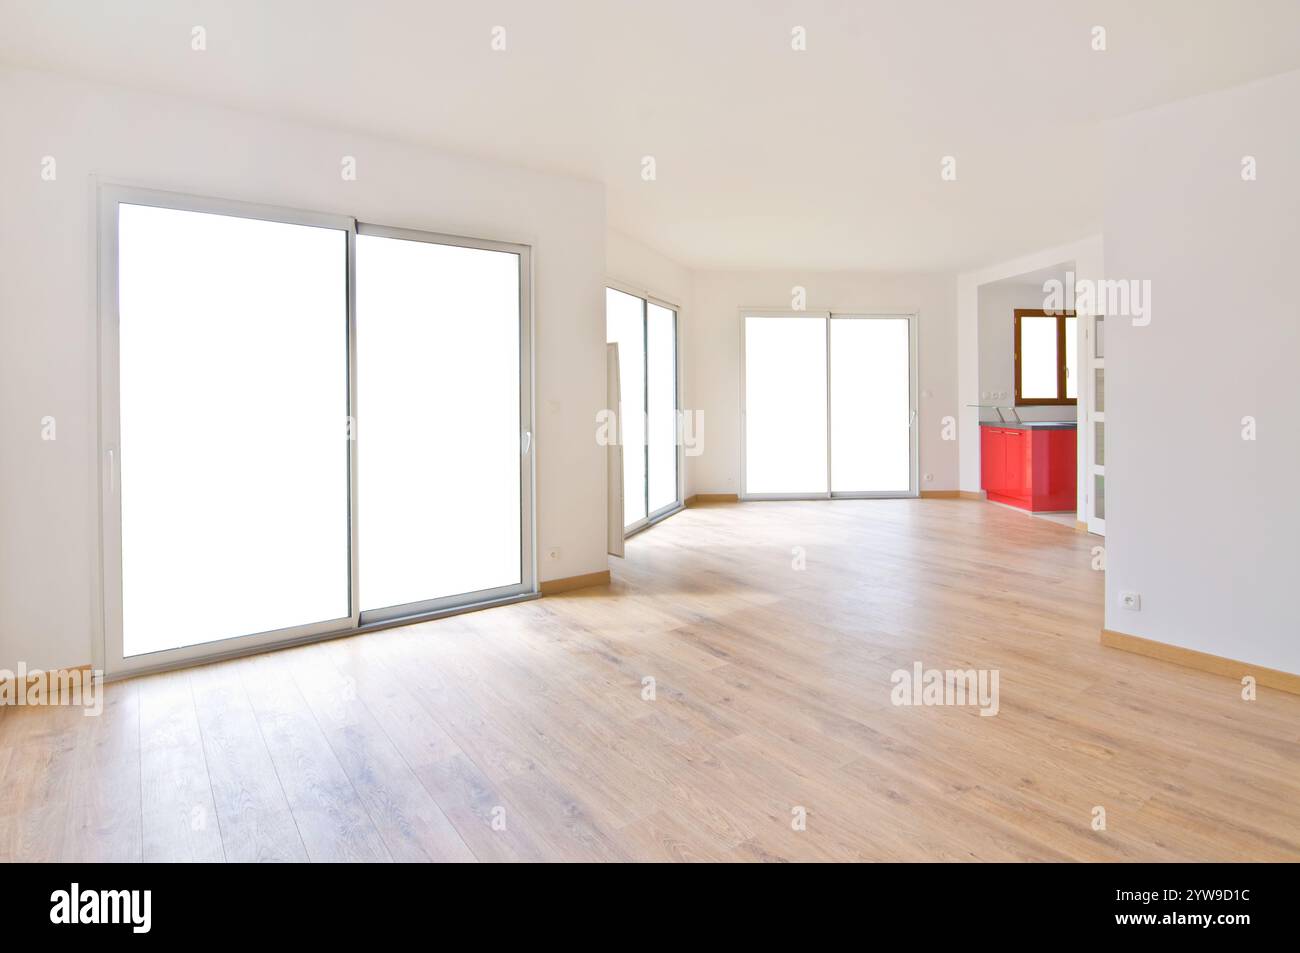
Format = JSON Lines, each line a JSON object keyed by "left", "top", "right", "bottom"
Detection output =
{"left": 521, "top": 430, "right": 532, "bottom": 455}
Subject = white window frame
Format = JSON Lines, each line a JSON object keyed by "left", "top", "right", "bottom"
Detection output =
{"left": 605, "top": 280, "right": 684, "bottom": 537}
{"left": 97, "top": 182, "right": 536, "bottom": 678}
{"left": 739, "top": 309, "right": 920, "bottom": 501}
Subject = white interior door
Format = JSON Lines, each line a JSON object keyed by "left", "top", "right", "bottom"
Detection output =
{"left": 1086, "top": 314, "right": 1106, "bottom": 535}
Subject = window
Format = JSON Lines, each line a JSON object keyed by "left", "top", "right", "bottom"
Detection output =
{"left": 101, "top": 186, "right": 533, "bottom": 675}
{"left": 605, "top": 288, "right": 680, "bottom": 531}
{"left": 1014, "top": 309, "right": 1077, "bottom": 405}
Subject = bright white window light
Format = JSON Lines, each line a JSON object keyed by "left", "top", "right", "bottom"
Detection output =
{"left": 118, "top": 204, "right": 349, "bottom": 657}
{"left": 1020, "top": 315, "right": 1058, "bottom": 399}
{"left": 356, "top": 233, "right": 521, "bottom": 612}
{"left": 606, "top": 288, "right": 647, "bottom": 526}
{"left": 830, "top": 318, "right": 911, "bottom": 492}
{"left": 646, "top": 302, "right": 678, "bottom": 514}
{"left": 744, "top": 316, "right": 828, "bottom": 494}
{"left": 1064, "top": 316, "right": 1078, "bottom": 399}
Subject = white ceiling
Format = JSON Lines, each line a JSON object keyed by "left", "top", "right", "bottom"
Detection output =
{"left": 4, "top": 0, "right": 1298, "bottom": 272}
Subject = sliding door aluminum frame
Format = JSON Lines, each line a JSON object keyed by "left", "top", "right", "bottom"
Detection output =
{"left": 354, "top": 222, "right": 535, "bottom": 626}
{"left": 738, "top": 309, "right": 919, "bottom": 502}
{"left": 96, "top": 183, "right": 536, "bottom": 679}
{"left": 828, "top": 313, "right": 920, "bottom": 499}
{"left": 606, "top": 279, "right": 684, "bottom": 538}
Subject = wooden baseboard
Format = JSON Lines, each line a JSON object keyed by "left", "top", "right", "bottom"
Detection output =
{"left": 921, "top": 490, "right": 985, "bottom": 500}
{"left": 684, "top": 493, "right": 739, "bottom": 506}
{"left": 1101, "top": 629, "right": 1300, "bottom": 695}
{"left": 539, "top": 570, "right": 611, "bottom": 595}
{"left": 960, "top": 490, "right": 987, "bottom": 500}
{"left": 0, "top": 664, "right": 95, "bottom": 702}
{"left": 1075, "top": 520, "right": 1089, "bottom": 533}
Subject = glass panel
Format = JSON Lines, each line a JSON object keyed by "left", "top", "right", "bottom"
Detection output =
{"left": 830, "top": 318, "right": 911, "bottom": 492}
{"left": 744, "top": 316, "right": 828, "bottom": 494}
{"left": 1064, "top": 316, "right": 1078, "bottom": 399}
{"left": 1094, "top": 366, "right": 1105, "bottom": 414}
{"left": 1095, "top": 421, "right": 1105, "bottom": 467}
{"left": 357, "top": 233, "right": 521, "bottom": 612}
{"left": 606, "top": 289, "right": 646, "bottom": 526}
{"left": 118, "top": 204, "right": 348, "bottom": 657}
{"left": 1094, "top": 473, "right": 1106, "bottom": 520}
{"left": 646, "top": 303, "right": 678, "bottom": 513}
{"left": 1019, "top": 315, "right": 1058, "bottom": 399}
{"left": 1094, "top": 315, "right": 1105, "bottom": 359}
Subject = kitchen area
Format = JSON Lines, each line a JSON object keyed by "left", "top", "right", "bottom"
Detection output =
{"left": 975, "top": 265, "right": 1090, "bottom": 527}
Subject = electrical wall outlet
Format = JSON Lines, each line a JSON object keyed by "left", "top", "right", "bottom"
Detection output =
{"left": 547, "top": 546, "right": 561, "bottom": 561}
{"left": 1119, "top": 591, "right": 1141, "bottom": 611}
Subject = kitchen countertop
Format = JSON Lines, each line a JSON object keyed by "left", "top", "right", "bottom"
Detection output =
{"left": 979, "top": 420, "right": 1077, "bottom": 430}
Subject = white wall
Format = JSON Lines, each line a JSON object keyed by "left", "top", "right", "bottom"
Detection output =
{"left": 1103, "top": 69, "right": 1300, "bottom": 674}
{"left": 0, "top": 67, "right": 608, "bottom": 672}
{"left": 977, "top": 279, "right": 1078, "bottom": 423}
{"left": 688, "top": 271, "right": 958, "bottom": 495}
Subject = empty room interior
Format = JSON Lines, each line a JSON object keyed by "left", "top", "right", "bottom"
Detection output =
{"left": 2, "top": 0, "right": 1299, "bottom": 870}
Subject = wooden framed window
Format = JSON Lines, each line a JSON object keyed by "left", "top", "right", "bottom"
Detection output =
{"left": 1014, "top": 308, "right": 1077, "bottom": 405}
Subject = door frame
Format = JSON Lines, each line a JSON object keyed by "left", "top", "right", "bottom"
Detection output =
{"left": 97, "top": 183, "right": 536, "bottom": 679}
{"left": 605, "top": 343, "right": 625, "bottom": 557}
{"left": 739, "top": 309, "right": 919, "bottom": 501}
{"left": 739, "top": 309, "right": 830, "bottom": 501}
{"left": 828, "top": 313, "right": 920, "bottom": 499}
{"left": 352, "top": 221, "right": 535, "bottom": 626}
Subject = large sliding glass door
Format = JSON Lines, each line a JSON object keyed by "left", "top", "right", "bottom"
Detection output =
{"left": 646, "top": 302, "right": 679, "bottom": 515}
{"left": 743, "top": 315, "right": 828, "bottom": 496}
{"left": 114, "top": 202, "right": 352, "bottom": 659}
{"left": 605, "top": 287, "right": 680, "bottom": 533}
{"left": 742, "top": 312, "right": 917, "bottom": 500}
{"left": 605, "top": 289, "right": 647, "bottom": 527}
{"left": 100, "top": 186, "right": 533, "bottom": 676}
{"left": 829, "top": 316, "right": 913, "bottom": 494}
{"left": 356, "top": 227, "right": 525, "bottom": 621}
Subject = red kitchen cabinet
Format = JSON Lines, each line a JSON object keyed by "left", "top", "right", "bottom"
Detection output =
{"left": 981, "top": 428, "right": 1003, "bottom": 496}
{"left": 979, "top": 424, "right": 1075, "bottom": 512}
{"left": 1003, "top": 427, "right": 1028, "bottom": 504}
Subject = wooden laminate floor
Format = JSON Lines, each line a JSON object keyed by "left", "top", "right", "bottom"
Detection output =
{"left": 2, "top": 500, "right": 1297, "bottom": 862}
